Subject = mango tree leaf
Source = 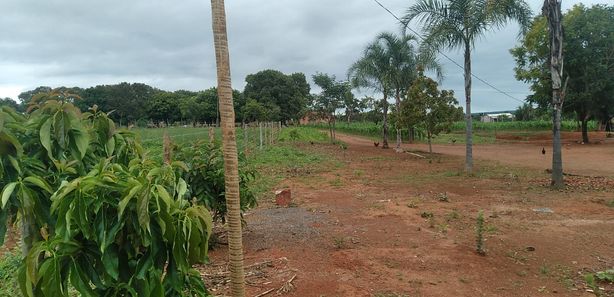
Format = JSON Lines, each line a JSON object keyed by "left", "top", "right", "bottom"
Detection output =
{"left": 40, "top": 117, "right": 53, "bottom": 159}
{"left": 118, "top": 184, "right": 142, "bottom": 217}
{"left": 23, "top": 176, "right": 53, "bottom": 194}
{"left": 136, "top": 193, "right": 150, "bottom": 233}
{"left": 1, "top": 182, "right": 18, "bottom": 209}
{"left": 102, "top": 245, "right": 119, "bottom": 281}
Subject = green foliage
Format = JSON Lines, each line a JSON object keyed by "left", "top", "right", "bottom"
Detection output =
{"left": 175, "top": 141, "right": 256, "bottom": 222}
{"left": 0, "top": 98, "right": 21, "bottom": 112}
{"left": 311, "top": 73, "right": 349, "bottom": 120}
{"left": 311, "top": 73, "right": 351, "bottom": 141}
{"left": 511, "top": 4, "right": 614, "bottom": 138}
{"left": 0, "top": 247, "right": 21, "bottom": 296}
{"left": 278, "top": 127, "right": 329, "bottom": 143}
{"left": 596, "top": 269, "right": 614, "bottom": 282}
{"left": 450, "top": 120, "right": 597, "bottom": 132}
{"left": 243, "top": 69, "right": 310, "bottom": 123}
{"left": 399, "top": 70, "right": 463, "bottom": 149}
{"left": 0, "top": 94, "right": 213, "bottom": 296}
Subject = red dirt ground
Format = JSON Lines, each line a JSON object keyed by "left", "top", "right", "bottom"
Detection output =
{"left": 202, "top": 133, "right": 613, "bottom": 297}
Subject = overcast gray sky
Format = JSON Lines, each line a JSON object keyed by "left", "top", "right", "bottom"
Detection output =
{"left": 0, "top": 0, "right": 609, "bottom": 112}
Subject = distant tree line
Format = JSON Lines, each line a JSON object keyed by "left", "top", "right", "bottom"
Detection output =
{"left": 0, "top": 70, "right": 316, "bottom": 126}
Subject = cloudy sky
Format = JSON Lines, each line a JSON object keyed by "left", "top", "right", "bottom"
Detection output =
{"left": 0, "top": 0, "right": 609, "bottom": 112}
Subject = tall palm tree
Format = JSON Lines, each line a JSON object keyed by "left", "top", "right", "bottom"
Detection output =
{"left": 402, "top": 0, "right": 532, "bottom": 173}
{"left": 376, "top": 33, "right": 443, "bottom": 150}
{"left": 348, "top": 41, "right": 393, "bottom": 148}
{"left": 542, "top": 0, "right": 564, "bottom": 188}
{"left": 210, "top": 0, "right": 246, "bottom": 296}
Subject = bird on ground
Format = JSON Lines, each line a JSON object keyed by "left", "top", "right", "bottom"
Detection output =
{"left": 310, "top": 141, "right": 314, "bottom": 145}
{"left": 374, "top": 142, "right": 380, "bottom": 147}
{"left": 542, "top": 147, "right": 546, "bottom": 155}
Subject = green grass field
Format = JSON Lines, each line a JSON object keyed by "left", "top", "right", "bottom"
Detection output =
{"left": 134, "top": 126, "right": 336, "bottom": 199}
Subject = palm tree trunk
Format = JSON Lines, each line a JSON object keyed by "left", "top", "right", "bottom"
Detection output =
{"left": 464, "top": 41, "right": 473, "bottom": 174}
{"left": 210, "top": 1, "right": 246, "bottom": 296}
{"left": 382, "top": 94, "right": 389, "bottom": 149}
{"left": 544, "top": 0, "right": 564, "bottom": 188}
{"left": 395, "top": 90, "right": 402, "bottom": 150}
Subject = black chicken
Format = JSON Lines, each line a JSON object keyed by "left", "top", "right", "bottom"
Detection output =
{"left": 542, "top": 147, "right": 546, "bottom": 155}
{"left": 374, "top": 142, "right": 380, "bottom": 147}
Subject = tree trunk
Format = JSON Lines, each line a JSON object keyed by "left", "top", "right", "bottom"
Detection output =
{"left": 395, "top": 90, "right": 402, "bottom": 150}
{"left": 329, "top": 117, "right": 334, "bottom": 143}
{"left": 382, "top": 94, "right": 389, "bottom": 149}
{"left": 579, "top": 118, "right": 588, "bottom": 144}
{"left": 427, "top": 131, "right": 433, "bottom": 154}
{"left": 210, "top": 1, "right": 246, "bottom": 296}
{"left": 543, "top": 0, "right": 564, "bottom": 188}
{"left": 464, "top": 40, "right": 473, "bottom": 174}
{"left": 332, "top": 116, "right": 336, "bottom": 141}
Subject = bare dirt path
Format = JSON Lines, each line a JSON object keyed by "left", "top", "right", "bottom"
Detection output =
{"left": 335, "top": 132, "right": 614, "bottom": 177}
{"left": 202, "top": 135, "right": 614, "bottom": 297}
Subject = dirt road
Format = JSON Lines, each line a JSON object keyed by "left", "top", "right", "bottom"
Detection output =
{"left": 336, "top": 132, "right": 614, "bottom": 177}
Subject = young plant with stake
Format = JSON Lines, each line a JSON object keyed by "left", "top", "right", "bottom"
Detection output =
{"left": 476, "top": 211, "right": 486, "bottom": 255}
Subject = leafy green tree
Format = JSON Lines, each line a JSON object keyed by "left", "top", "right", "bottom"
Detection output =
{"left": 399, "top": 70, "right": 463, "bottom": 153}
{"left": 511, "top": 4, "right": 614, "bottom": 144}
{"left": 240, "top": 99, "right": 266, "bottom": 123}
{"left": 343, "top": 91, "right": 360, "bottom": 123}
{"left": 402, "top": 0, "right": 532, "bottom": 173}
{"left": 243, "top": 69, "right": 310, "bottom": 124}
{"left": 17, "top": 86, "right": 53, "bottom": 106}
{"left": 147, "top": 92, "right": 182, "bottom": 124}
{"left": 0, "top": 98, "right": 21, "bottom": 111}
{"left": 312, "top": 73, "right": 348, "bottom": 142}
{"left": 78, "top": 83, "right": 156, "bottom": 125}
{"left": 514, "top": 103, "right": 539, "bottom": 121}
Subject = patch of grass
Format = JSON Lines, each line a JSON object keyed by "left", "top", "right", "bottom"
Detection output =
{"left": 606, "top": 199, "right": 614, "bottom": 208}
{"left": 506, "top": 250, "right": 529, "bottom": 264}
{"left": 436, "top": 223, "right": 449, "bottom": 234}
{"left": 247, "top": 145, "right": 339, "bottom": 198}
{"left": 420, "top": 211, "right": 434, "bottom": 219}
{"left": 353, "top": 169, "right": 365, "bottom": 177}
{"left": 278, "top": 127, "right": 329, "bottom": 143}
{"left": 446, "top": 210, "right": 461, "bottom": 221}
{"left": 407, "top": 199, "right": 419, "bottom": 209}
{"left": 540, "top": 264, "right": 550, "bottom": 276}
{"left": 437, "top": 192, "right": 449, "bottom": 202}
{"left": 485, "top": 224, "right": 498, "bottom": 234}
{"left": 0, "top": 247, "right": 21, "bottom": 296}
{"left": 332, "top": 237, "right": 346, "bottom": 249}
{"left": 329, "top": 177, "right": 344, "bottom": 187}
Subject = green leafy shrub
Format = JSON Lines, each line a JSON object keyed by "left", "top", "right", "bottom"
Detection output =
{"left": 175, "top": 141, "right": 257, "bottom": 222}
{"left": 0, "top": 95, "right": 214, "bottom": 296}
